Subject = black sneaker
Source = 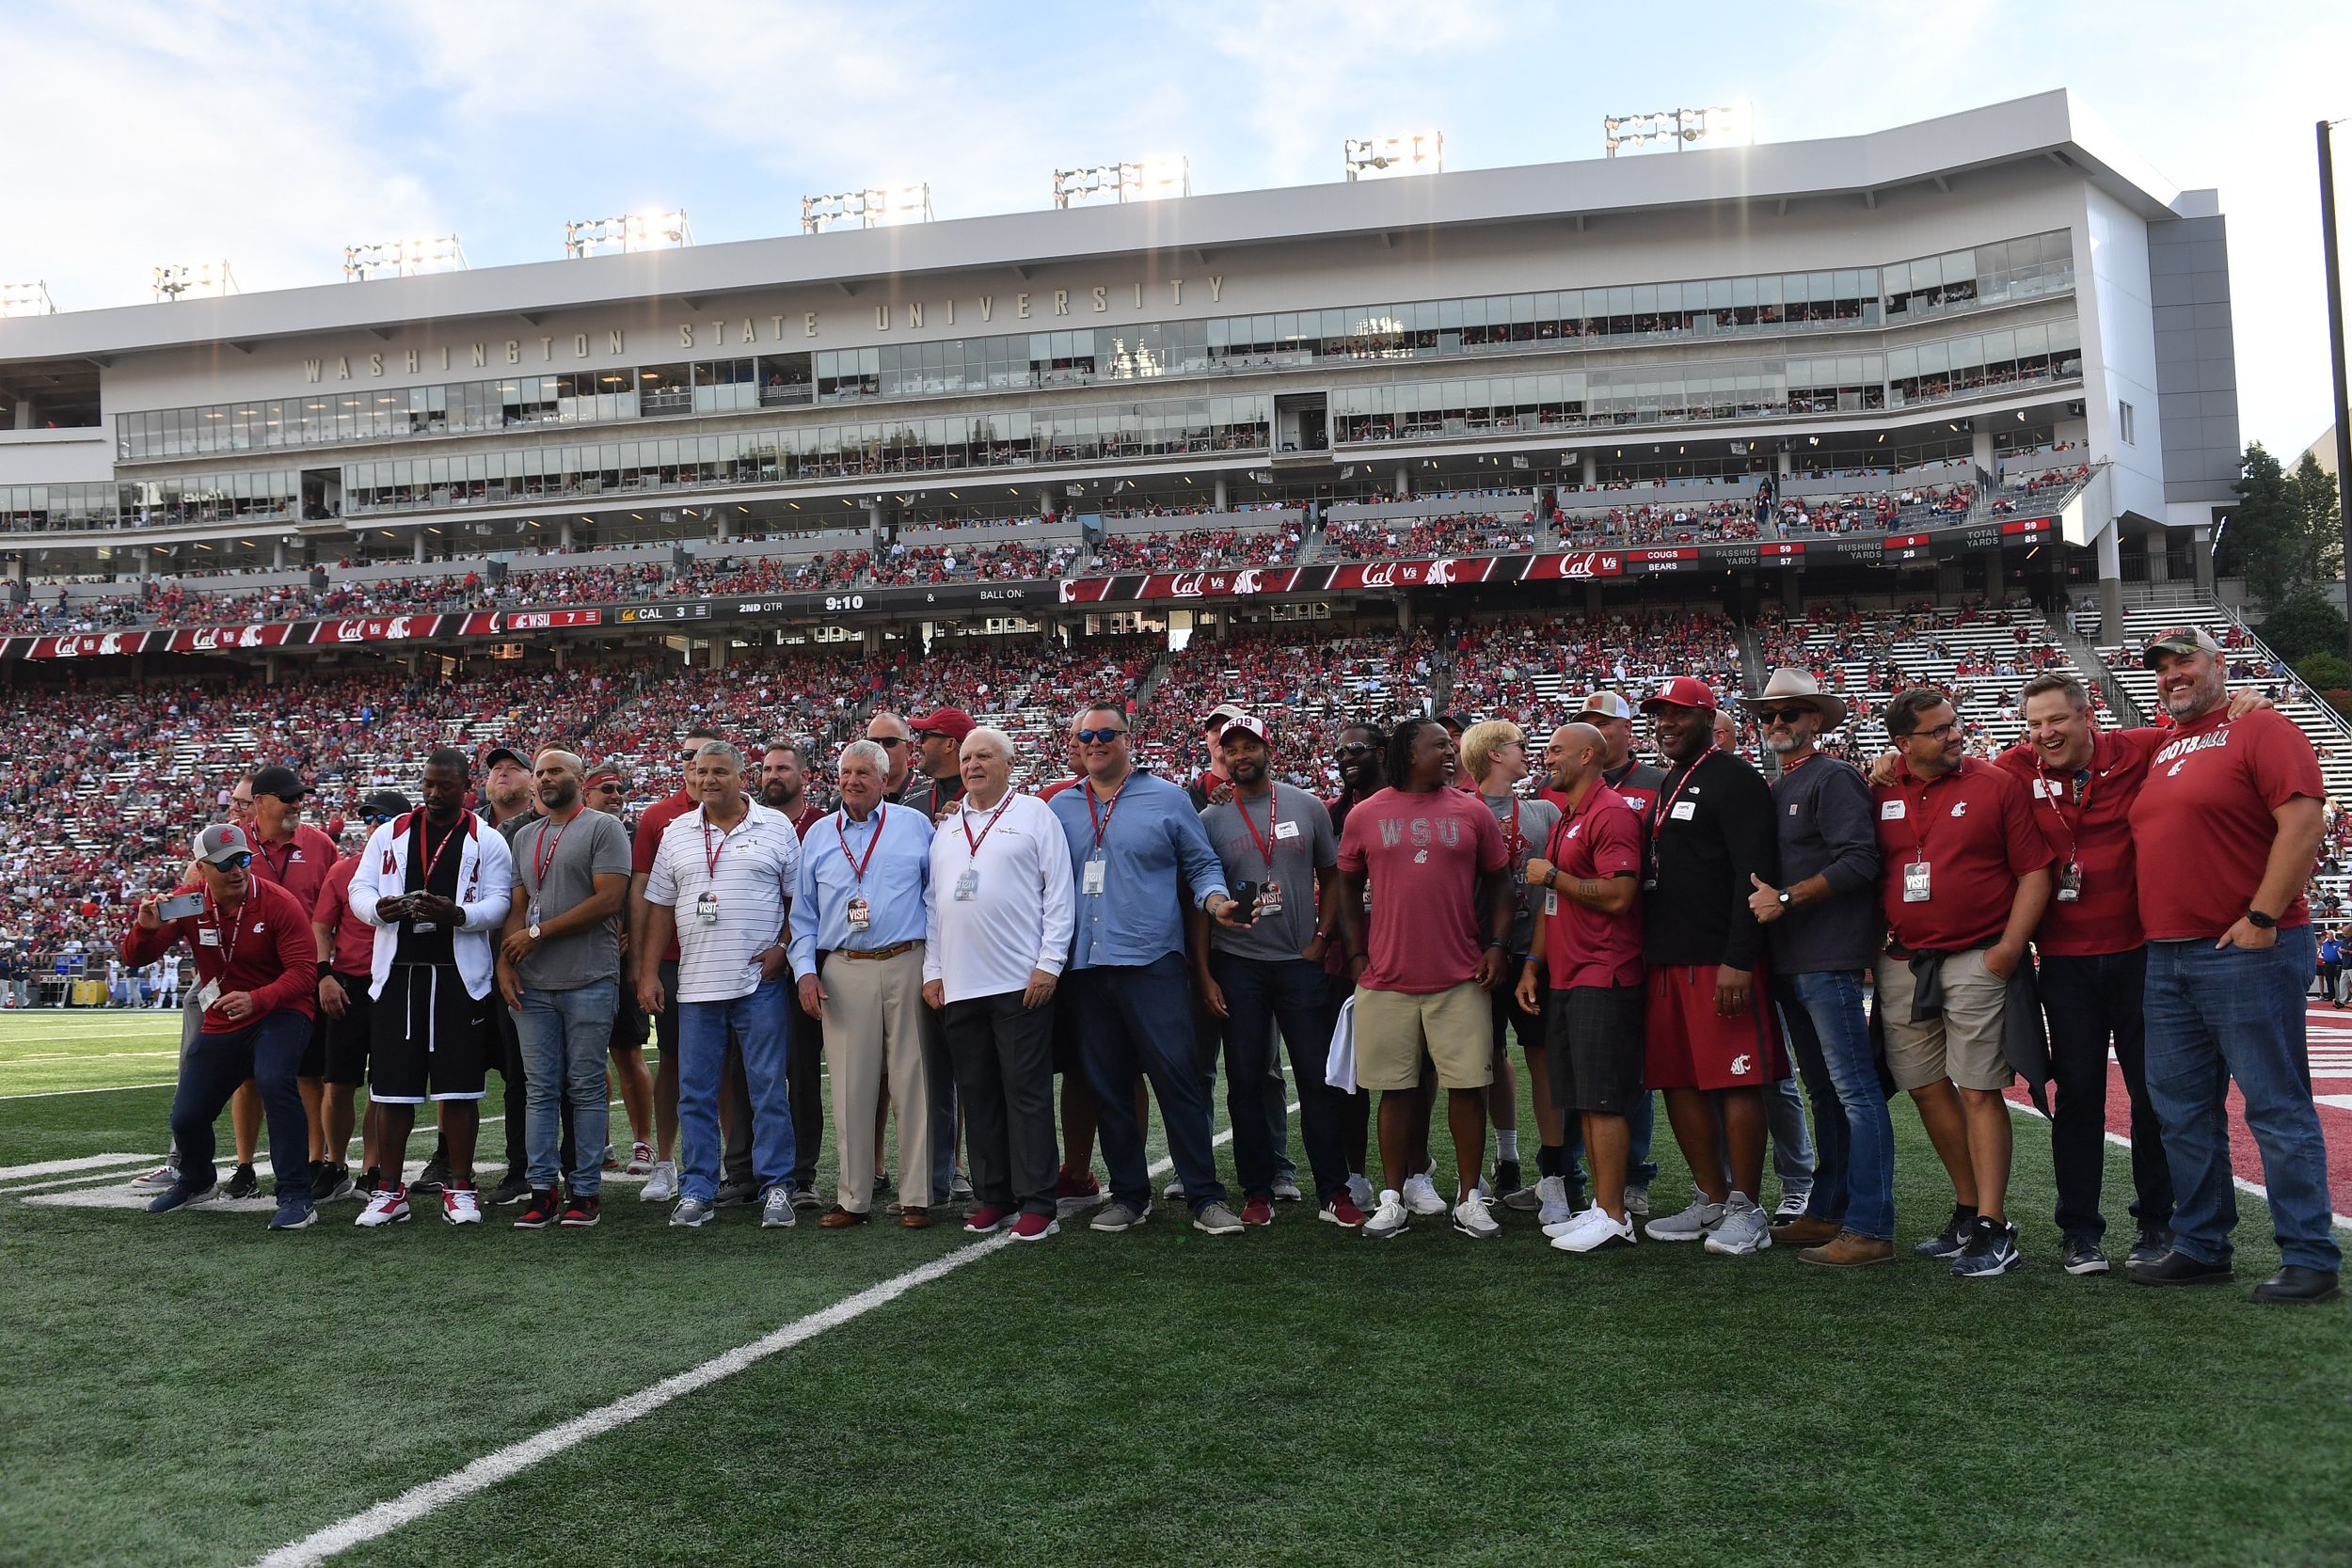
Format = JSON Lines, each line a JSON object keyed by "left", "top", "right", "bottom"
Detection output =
{"left": 357, "top": 1167, "right": 381, "bottom": 1199}
{"left": 2126, "top": 1225, "right": 2173, "bottom": 1269}
{"left": 2127, "top": 1249, "right": 2234, "bottom": 1287}
{"left": 1494, "top": 1158, "right": 1522, "bottom": 1196}
{"left": 1951, "top": 1216, "right": 2022, "bottom": 1278}
{"left": 513, "top": 1189, "right": 561, "bottom": 1229}
{"left": 2060, "top": 1233, "right": 2110, "bottom": 1275}
{"left": 1913, "top": 1203, "right": 1978, "bottom": 1260}
{"left": 2251, "top": 1266, "right": 2344, "bottom": 1305}
{"left": 311, "top": 1164, "right": 356, "bottom": 1203}
{"left": 713, "top": 1178, "right": 759, "bottom": 1208}
{"left": 411, "top": 1156, "right": 449, "bottom": 1195}
{"left": 485, "top": 1171, "right": 532, "bottom": 1206}
{"left": 222, "top": 1164, "right": 261, "bottom": 1200}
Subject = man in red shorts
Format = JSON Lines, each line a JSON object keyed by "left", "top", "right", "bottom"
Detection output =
{"left": 1634, "top": 677, "right": 1785, "bottom": 1256}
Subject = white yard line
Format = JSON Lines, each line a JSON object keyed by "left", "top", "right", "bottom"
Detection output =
{"left": 246, "top": 1106, "right": 1289, "bottom": 1568}
{"left": 0, "top": 1081, "right": 177, "bottom": 1100}
{"left": 0, "top": 1151, "right": 156, "bottom": 1181}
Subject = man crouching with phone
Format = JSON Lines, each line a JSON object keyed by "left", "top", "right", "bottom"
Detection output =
{"left": 124, "top": 822, "right": 322, "bottom": 1229}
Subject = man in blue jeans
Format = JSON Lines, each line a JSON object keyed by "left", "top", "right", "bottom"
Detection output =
{"left": 1741, "top": 670, "right": 1893, "bottom": 1267}
{"left": 644, "top": 742, "right": 804, "bottom": 1230}
{"left": 500, "top": 749, "right": 632, "bottom": 1229}
{"left": 2128, "top": 627, "right": 2340, "bottom": 1305}
{"left": 1048, "top": 701, "right": 1251, "bottom": 1236}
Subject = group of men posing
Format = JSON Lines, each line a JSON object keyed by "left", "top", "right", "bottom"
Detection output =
{"left": 119, "top": 625, "right": 2340, "bottom": 1303}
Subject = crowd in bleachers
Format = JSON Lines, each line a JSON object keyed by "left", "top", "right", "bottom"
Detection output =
{"left": 1317, "top": 512, "right": 1544, "bottom": 561}
{"left": 1089, "top": 525, "right": 1299, "bottom": 574}
{"left": 1444, "top": 610, "right": 1745, "bottom": 730}
{"left": 868, "top": 539, "right": 1082, "bottom": 586}
{"left": 1138, "top": 626, "right": 1438, "bottom": 787}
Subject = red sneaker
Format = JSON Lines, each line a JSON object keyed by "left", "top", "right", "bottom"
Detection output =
{"left": 1319, "top": 1195, "right": 1368, "bottom": 1228}
{"left": 559, "top": 1192, "right": 602, "bottom": 1227}
{"left": 1241, "top": 1195, "right": 1275, "bottom": 1227}
{"left": 963, "top": 1204, "right": 1009, "bottom": 1234}
{"left": 513, "top": 1189, "right": 560, "bottom": 1229}
{"left": 1055, "top": 1166, "right": 1102, "bottom": 1216}
{"left": 1010, "top": 1212, "right": 1060, "bottom": 1243}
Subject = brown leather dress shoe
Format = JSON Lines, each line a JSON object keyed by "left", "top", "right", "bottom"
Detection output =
{"left": 818, "top": 1205, "right": 869, "bottom": 1229}
{"left": 899, "top": 1206, "right": 931, "bottom": 1229}
{"left": 1798, "top": 1229, "right": 1896, "bottom": 1267}
{"left": 1772, "top": 1215, "right": 1844, "bottom": 1246}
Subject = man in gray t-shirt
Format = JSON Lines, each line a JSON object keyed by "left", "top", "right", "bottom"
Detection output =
{"left": 1192, "top": 714, "right": 1360, "bottom": 1224}
{"left": 497, "top": 749, "right": 634, "bottom": 1220}
{"left": 1464, "top": 720, "right": 1562, "bottom": 1216}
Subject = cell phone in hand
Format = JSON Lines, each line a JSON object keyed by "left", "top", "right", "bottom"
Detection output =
{"left": 1230, "top": 882, "right": 1261, "bottom": 925}
{"left": 157, "top": 893, "right": 205, "bottom": 922}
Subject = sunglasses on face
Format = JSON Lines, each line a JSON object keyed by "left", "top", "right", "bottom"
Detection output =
{"left": 214, "top": 852, "right": 252, "bottom": 871}
{"left": 1336, "top": 742, "right": 1375, "bottom": 757}
{"left": 1075, "top": 728, "right": 1127, "bottom": 744}
{"left": 1755, "top": 706, "right": 1816, "bottom": 725}
{"left": 871, "top": 736, "right": 911, "bottom": 749}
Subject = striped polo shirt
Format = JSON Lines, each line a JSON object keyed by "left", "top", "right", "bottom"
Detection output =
{"left": 645, "top": 798, "right": 804, "bottom": 1004}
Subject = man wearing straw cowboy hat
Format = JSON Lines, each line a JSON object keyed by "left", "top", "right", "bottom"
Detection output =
{"left": 1740, "top": 669, "right": 1892, "bottom": 1268}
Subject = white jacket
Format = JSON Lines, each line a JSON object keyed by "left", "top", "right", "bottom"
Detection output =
{"left": 349, "top": 810, "right": 515, "bottom": 1001}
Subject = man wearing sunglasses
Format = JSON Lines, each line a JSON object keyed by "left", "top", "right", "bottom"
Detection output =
{"left": 1873, "top": 689, "right": 2052, "bottom": 1278}
{"left": 313, "top": 790, "right": 412, "bottom": 1202}
{"left": 126, "top": 822, "right": 323, "bottom": 1228}
{"left": 866, "top": 711, "right": 917, "bottom": 801}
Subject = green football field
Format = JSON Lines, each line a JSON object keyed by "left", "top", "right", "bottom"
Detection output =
{"left": 3, "top": 1008, "right": 2348, "bottom": 1568}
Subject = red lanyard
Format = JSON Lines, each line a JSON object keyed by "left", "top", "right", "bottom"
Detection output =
{"left": 417, "top": 816, "right": 465, "bottom": 889}
{"left": 1498, "top": 797, "right": 1523, "bottom": 862}
{"left": 204, "top": 893, "right": 243, "bottom": 972}
{"left": 1650, "top": 743, "right": 1712, "bottom": 832}
{"left": 701, "top": 813, "right": 740, "bottom": 879}
{"left": 1901, "top": 771, "right": 1952, "bottom": 863}
{"left": 1085, "top": 779, "right": 1126, "bottom": 852}
{"left": 836, "top": 804, "right": 889, "bottom": 887}
{"left": 961, "top": 795, "right": 1012, "bottom": 858}
{"left": 533, "top": 815, "right": 572, "bottom": 889}
{"left": 1234, "top": 787, "right": 1279, "bottom": 869}
{"left": 2031, "top": 760, "right": 2084, "bottom": 864}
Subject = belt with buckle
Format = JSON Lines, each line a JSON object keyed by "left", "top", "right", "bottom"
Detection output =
{"left": 837, "top": 940, "right": 916, "bottom": 962}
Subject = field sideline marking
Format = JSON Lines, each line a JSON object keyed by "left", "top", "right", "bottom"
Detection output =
{"left": 246, "top": 1105, "right": 1290, "bottom": 1568}
{"left": 0, "top": 1080, "right": 177, "bottom": 1100}
{"left": 0, "top": 1152, "right": 155, "bottom": 1181}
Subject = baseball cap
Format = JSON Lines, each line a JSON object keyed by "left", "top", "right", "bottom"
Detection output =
{"left": 250, "top": 765, "right": 308, "bottom": 801}
{"left": 1574, "top": 690, "right": 1636, "bottom": 723}
{"left": 583, "top": 764, "right": 624, "bottom": 787}
{"left": 359, "top": 789, "right": 411, "bottom": 819}
{"left": 194, "top": 823, "right": 251, "bottom": 867}
{"left": 2140, "top": 626, "right": 2222, "bottom": 667}
{"left": 908, "top": 707, "right": 976, "bottom": 743}
{"left": 1216, "top": 713, "right": 1271, "bottom": 747}
{"left": 1202, "top": 701, "right": 1250, "bottom": 730}
{"left": 482, "top": 743, "right": 529, "bottom": 770}
{"left": 1639, "top": 676, "right": 1720, "bottom": 713}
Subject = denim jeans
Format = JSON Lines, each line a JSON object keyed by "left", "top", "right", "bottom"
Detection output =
{"left": 2145, "top": 927, "right": 2340, "bottom": 1273}
{"left": 1766, "top": 1075, "right": 1817, "bottom": 1198}
{"left": 167, "top": 1009, "right": 312, "bottom": 1201}
{"left": 2039, "top": 948, "right": 2170, "bottom": 1241}
{"left": 677, "top": 974, "right": 796, "bottom": 1204}
{"left": 516, "top": 981, "right": 619, "bottom": 1197}
{"left": 1209, "top": 952, "right": 1348, "bottom": 1204}
{"left": 1776, "top": 970, "right": 1893, "bottom": 1240}
{"left": 1067, "top": 954, "right": 1229, "bottom": 1214}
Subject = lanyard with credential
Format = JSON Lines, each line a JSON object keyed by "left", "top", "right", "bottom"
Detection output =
{"left": 204, "top": 893, "right": 243, "bottom": 974}
{"left": 1085, "top": 779, "right": 1125, "bottom": 853}
{"left": 1236, "top": 789, "right": 1280, "bottom": 870}
{"left": 961, "top": 795, "right": 1012, "bottom": 859}
{"left": 836, "top": 805, "right": 887, "bottom": 888}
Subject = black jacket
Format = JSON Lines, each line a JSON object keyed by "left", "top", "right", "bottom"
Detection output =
{"left": 1642, "top": 749, "right": 1779, "bottom": 971}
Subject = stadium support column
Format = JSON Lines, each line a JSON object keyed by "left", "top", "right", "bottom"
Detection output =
{"left": 1394, "top": 467, "right": 1409, "bottom": 499}
{"left": 1213, "top": 477, "right": 1228, "bottom": 512}
{"left": 2192, "top": 524, "right": 2216, "bottom": 595}
{"left": 271, "top": 538, "right": 286, "bottom": 570}
{"left": 1782, "top": 568, "right": 1804, "bottom": 618}
{"left": 413, "top": 531, "right": 426, "bottom": 563}
{"left": 1396, "top": 595, "right": 1413, "bottom": 631}
{"left": 2096, "top": 520, "right": 2124, "bottom": 644}
{"left": 560, "top": 518, "right": 574, "bottom": 550}
{"left": 1973, "top": 425, "right": 1995, "bottom": 477}
{"left": 707, "top": 637, "right": 727, "bottom": 672}
{"left": 1581, "top": 452, "right": 1598, "bottom": 488}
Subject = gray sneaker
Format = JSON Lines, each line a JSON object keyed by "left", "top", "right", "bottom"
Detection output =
{"left": 950, "top": 1172, "right": 975, "bottom": 1203}
{"left": 1270, "top": 1172, "right": 1305, "bottom": 1203}
{"left": 1162, "top": 1175, "right": 1186, "bottom": 1202}
{"left": 1090, "top": 1199, "right": 1151, "bottom": 1233}
{"left": 713, "top": 1178, "right": 758, "bottom": 1208}
{"left": 760, "top": 1187, "right": 797, "bottom": 1228}
{"left": 129, "top": 1164, "right": 182, "bottom": 1195}
{"left": 788, "top": 1184, "right": 822, "bottom": 1212}
{"left": 1192, "top": 1201, "right": 1245, "bottom": 1236}
{"left": 640, "top": 1160, "right": 677, "bottom": 1203}
{"left": 1645, "top": 1196, "right": 1725, "bottom": 1243}
{"left": 670, "top": 1195, "right": 715, "bottom": 1227}
{"left": 1623, "top": 1182, "right": 1651, "bottom": 1218}
{"left": 1703, "top": 1193, "right": 1772, "bottom": 1256}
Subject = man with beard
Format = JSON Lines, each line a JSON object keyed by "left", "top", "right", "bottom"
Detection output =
{"left": 761, "top": 740, "right": 827, "bottom": 1209}
{"left": 1188, "top": 703, "right": 1250, "bottom": 810}
{"left": 584, "top": 763, "right": 657, "bottom": 1176}
{"left": 500, "top": 750, "right": 632, "bottom": 1228}
{"left": 759, "top": 743, "right": 826, "bottom": 835}
{"left": 1321, "top": 721, "right": 1386, "bottom": 1208}
{"left": 904, "top": 709, "right": 975, "bottom": 823}
{"left": 1635, "top": 678, "right": 1786, "bottom": 1258}
{"left": 313, "top": 790, "right": 410, "bottom": 1200}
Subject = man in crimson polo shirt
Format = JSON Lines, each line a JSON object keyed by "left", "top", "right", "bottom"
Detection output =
{"left": 1873, "top": 689, "right": 2052, "bottom": 1278}
{"left": 2127, "top": 627, "right": 2339, "bottom": 1305}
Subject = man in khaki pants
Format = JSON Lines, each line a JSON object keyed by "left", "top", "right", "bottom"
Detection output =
{"left": 789, "top": 740, "right": 939, "bottom": 1228}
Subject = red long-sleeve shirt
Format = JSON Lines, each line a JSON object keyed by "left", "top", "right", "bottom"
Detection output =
{"left": 121, "top": 878, "right": 317, "bottom": 1033}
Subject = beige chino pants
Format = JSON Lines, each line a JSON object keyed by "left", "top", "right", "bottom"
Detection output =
{"left": 820, "top": 944, "right": 933, "bottom": 1212}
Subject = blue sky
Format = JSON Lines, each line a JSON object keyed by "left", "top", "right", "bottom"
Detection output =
{"left": 5, "top": 0, "right": 2350, "bottom": 454}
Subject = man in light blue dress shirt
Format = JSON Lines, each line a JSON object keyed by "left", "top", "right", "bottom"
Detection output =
{"left": 1046, "top": 701, "right": 1250, "bottom": 1236}
{"left": 789, "top": 740, "right": 940, "bottom": 1227}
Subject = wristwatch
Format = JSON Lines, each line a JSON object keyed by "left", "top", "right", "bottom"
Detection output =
{"left": 527, "top": 922, "right": 541, "bottom": 941}
{"left": 2246, "top": 909, "right": 2277, "bottom": 930}
{"left": 1776, "top": 888, "right": 1793, "bottom": 911}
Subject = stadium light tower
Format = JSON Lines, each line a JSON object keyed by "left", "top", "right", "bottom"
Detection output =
{"left": 0, "top": 281, "right": 56, "bottom": 317}
{"left": 563, "top": 209, "right": 693, "bottom": 259}
{"left": 1052, "top": 157, "right": 1190, "bottom": 209}
{"left": 151, "top": 261, "right": 238, "bottom": 302}
{"left": 342, "top": 234, "right": 468, "bottom": 281}
{"left": 1602, "top": 103, "right": 1756, "bottom": 158}
{"left": 800, "top": 185, "right": 934, "bottom": 234}
{"left": 1344, "top": 134, "right": 1442, "bottom": 182}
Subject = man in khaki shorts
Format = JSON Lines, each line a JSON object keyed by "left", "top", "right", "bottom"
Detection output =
{"left": 1871, "top": 689, "right": 2053, "bottom": 1279}
{"left": 1334, "top": 717, "right": 1512, "bottom": 1242}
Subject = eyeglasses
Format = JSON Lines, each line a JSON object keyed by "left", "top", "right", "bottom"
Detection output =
{"left": 214, "top": 852, "right": 252, "bottom": 870}
{"left": 1904, "top": 722, "right": 1963, "bottom": 742}
{"left": 1074, "top": 728, "right": 1128, "bottom": 744}
{"left": 1755, "top": 706, "right": 1817, "bottom": 725}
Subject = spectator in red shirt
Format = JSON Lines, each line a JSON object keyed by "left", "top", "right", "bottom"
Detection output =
{"left": 123, "top": 822, "right": 322, "bottom": 1228}
{"left": 1872, "top": 689, "right": 2052, "bottom": 1279}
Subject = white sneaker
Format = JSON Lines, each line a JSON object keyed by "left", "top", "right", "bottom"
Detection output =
{"left": 355, "top": 1186, "right": 410, "bottom": 1227}
{"left": 1270, "top": 1172, "right": 1304, "bottom": 1203}
{"left": 760, "top": 1187, "right": 797, "bottom": 1228}
{"left": 624, "top": 1141, "right": 655, "bottom": 1177}
{"left": 1773, "top": 1190, "right": 1811, "bottom": 1222}
{"left": 1552, "top": 1208, "right": 1637, "bottom": 1253}
{"left": 1534, "top": 1175, "right": 1574, "bottom": 1227}
{"left": 441, "top": 1187, "right": 483, "bottom": 1227}
{"left": 640, "top": 1160, "right": 677, "bottom": 1203}
{"left": 1704, "top": 1192, "right": 1772, "bottom": 1256}
{"left": 1451, "top": 1189, "right": 1501, "bottom": 1241}
{"left": 1401, "top": 1173, "right": 1448, "bottom": 1215}
{"left": 1644, "top": 1196, "right": 1725, "bottom": 1243}
{"left": 1542, "top": 1205, "right": 1604, "bottom": 1240}
{"left": 129, "top": 1164, "right": 182, "bottom": 1195}
{"left": 1345, "top": 1172, "right": 1376, "bottom": 1212}
{"left": 1362, "top": 1189, "right": 1411, "bottom": 1240}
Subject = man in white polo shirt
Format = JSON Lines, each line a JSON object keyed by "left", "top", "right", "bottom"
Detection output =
{"left": 924, "top": 727, "right": 1074, "bottom": 1243}
{"left": 637, "top": 742, "right": 804, "bottom": 1230}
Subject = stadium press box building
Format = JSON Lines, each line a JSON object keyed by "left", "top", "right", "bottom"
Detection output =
{"left": 0, "top": 88, "right": 2236, "bottom": 664}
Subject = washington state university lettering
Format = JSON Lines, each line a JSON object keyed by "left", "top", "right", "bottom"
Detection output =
{"left": 1375, "top": 816, "right": 1463, "bottom": 848}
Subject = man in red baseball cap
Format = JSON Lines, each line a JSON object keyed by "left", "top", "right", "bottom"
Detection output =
{"left": 905, "top": 708, "right": 977, "bottom": 825}
{"left": 1633, "top": 676, "right": 1788, "bottom": 1257}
